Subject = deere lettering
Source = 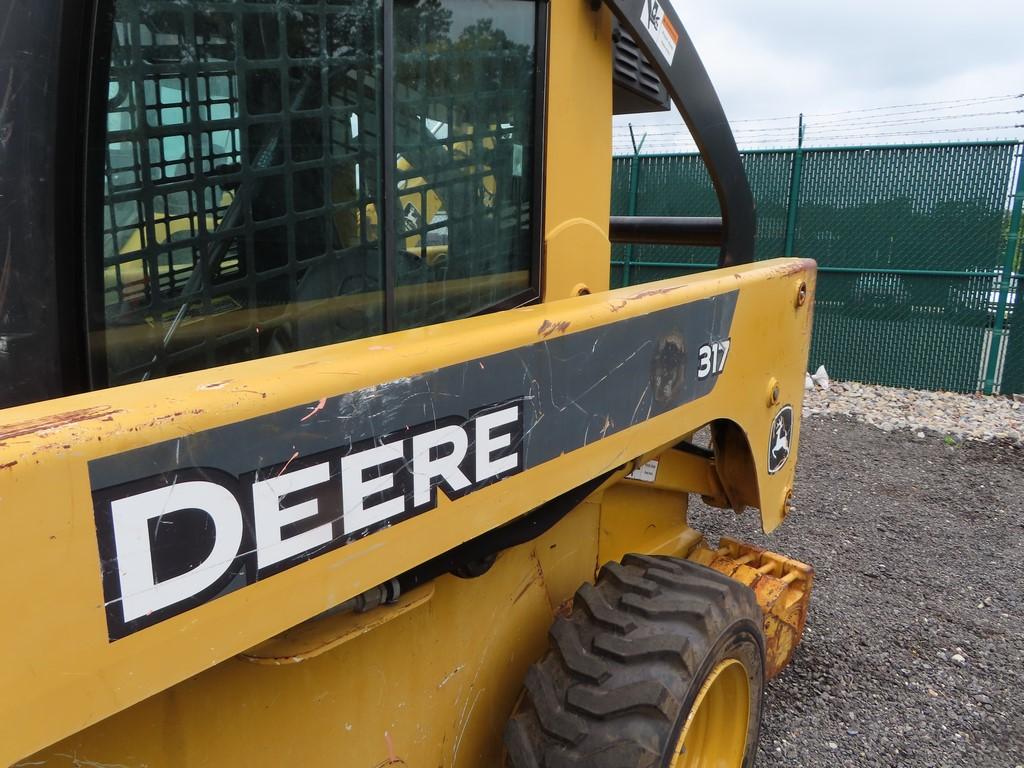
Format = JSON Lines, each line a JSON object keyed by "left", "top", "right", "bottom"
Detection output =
{"left": 93, "top": 399, "right": 524, "bottom": 640}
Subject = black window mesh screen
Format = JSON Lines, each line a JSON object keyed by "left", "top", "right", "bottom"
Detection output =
{"left": 611, "top": 142, "right": 1023, "bottom": 394}
{"left": 101, "top": 0, "right": 384, "bottom": 385}
{"left": 96, "top": 0, "right": 537, "bottom": 387}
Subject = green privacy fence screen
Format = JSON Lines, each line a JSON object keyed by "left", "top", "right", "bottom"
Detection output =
{"left": 999, "top": 177, "right": 1024, "bottom": 395}
{"left": 611, "top": 141, "right": 1024, "bottom": 395}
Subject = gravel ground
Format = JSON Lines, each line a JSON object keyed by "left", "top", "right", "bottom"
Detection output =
{"left": 804, "top": 380, "right": 1024, "bottom": 443}
{"left": 690, "top": 410, "right": 1024, "bottom": 768}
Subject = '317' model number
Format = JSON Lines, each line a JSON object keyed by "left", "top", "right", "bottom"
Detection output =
{"left": 697, "top": 339, "right": 731, "bottom": 379}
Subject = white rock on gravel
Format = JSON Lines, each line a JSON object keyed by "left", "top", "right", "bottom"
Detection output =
{"left": 802, "top": 379, "right": 1024, "bottom": 443}
{"left": 810, "top": 365, "right": 831, "bottom": 390}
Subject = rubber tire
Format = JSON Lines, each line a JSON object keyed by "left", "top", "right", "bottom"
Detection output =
{"left": 504, "top": 554, "right": 765, "bottom": 768}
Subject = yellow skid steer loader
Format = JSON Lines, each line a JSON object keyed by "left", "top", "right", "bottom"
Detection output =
{"left": 0, "top": 0, "right": 815, "bottom": 765}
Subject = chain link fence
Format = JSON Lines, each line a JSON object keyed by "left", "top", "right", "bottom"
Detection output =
{"left": 611, "top": 141, "right": 1024, "bottom": 395}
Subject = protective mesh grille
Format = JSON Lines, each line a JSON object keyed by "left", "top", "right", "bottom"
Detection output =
{"left": 102, "top": 0, "right": 384, "bottom": 384}
{"left": 97, "top": 0, "right": 537, "bottom": 387}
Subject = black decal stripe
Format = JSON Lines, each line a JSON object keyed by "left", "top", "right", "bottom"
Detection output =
{"left": 90, "top": 293, "right": 738, "bottom": 639}
{"left": 90, "top": 293, "right": 738, "bottom": 489}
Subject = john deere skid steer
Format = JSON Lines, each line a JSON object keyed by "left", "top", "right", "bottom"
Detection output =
{"left": 0, "top": 0, "right": 816, "bottom": 765}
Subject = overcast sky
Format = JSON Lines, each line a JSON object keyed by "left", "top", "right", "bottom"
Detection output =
{"left": 613, "top": 0, "right": 1024, "bottom": 154}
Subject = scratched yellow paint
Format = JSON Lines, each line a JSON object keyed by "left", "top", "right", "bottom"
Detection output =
{"left": 25, "top": 506, "right": 597, "bottom": 768}
{"left": 3, "top": 255, "right": 816, "bottom": 767}
{"left": 0, "top": 1, "right": 816, "bottom": 763}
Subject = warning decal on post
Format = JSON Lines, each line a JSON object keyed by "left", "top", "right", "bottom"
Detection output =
{"left": 627, "top": 459, "right": 660, "bottom": 483}
{"left": 640, "top": 0, "right": 680, "bottom": 66}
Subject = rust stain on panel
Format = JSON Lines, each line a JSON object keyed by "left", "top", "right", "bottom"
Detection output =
{"left": 0, "top": 406, "right": 124, "bottom": 443}
{"left": 537, "top": 319, "right": 571, "bottom": 338}
{"left": 767, "top": 258, "right": 816, "bottom": 279}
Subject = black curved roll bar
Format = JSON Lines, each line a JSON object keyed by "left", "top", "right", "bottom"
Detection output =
{"left": 602, "top": 0, "right": 756, "bottom": 267}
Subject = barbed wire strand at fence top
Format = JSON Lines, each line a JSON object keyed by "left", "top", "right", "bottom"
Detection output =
{"left": 630, "top": 123, "right": 1024, "bottom": 145}
{"left": 614, "top": 100, "right": 1024, "bottom": 141}
{"left": 701, "top": 92, "right": 1024, "bottom": 124}
{"left": 622, "top": 132, "right": 1024, "bottom": 154}
{"left": 613, "top": 108, "right": 1024, "bottom": 139}
{"left": 616, "top": 128, "right": 1024, "bottom": 152}
{"left": 613, "top": 96, "right": 1024, "bottom": 136}
{"left": 612, "top": 93, "right": 1024, "bottom": 150}
{"left": 615, "top": 129, "right": 1024, "bottom": 150}
{"left": 614, "top": 96, "right": 1024, "bottom": 131}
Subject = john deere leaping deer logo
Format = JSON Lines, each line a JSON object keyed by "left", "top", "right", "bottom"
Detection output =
{"left": 768, "top": 405, "right": 793, "bottom": 474}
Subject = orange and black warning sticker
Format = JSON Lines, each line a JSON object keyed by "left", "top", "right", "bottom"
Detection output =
{"left": 639, "top": 0, "right": 680, "bottom": 65}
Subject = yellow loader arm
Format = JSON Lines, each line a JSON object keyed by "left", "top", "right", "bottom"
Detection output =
{"left": 0, "top": 257, "right": 813, "bottom": 764}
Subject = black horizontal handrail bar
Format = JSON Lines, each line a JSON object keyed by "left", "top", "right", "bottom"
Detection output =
{"left": 608, "top": 216, "right": 723, "bottom": 247}
{"left": 603, "top": 0, "right": 755, "bottom": 267}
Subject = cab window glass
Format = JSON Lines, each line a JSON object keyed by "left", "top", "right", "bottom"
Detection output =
{"left": 92, "top": 0, "right": 539, "bottom": 387}
{"left": 393, "top": 0, "right": 537, "bottom": 328}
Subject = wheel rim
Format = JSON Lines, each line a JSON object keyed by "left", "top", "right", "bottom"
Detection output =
{"left": 669, "top": 658, "right": 750, "bottom": 768}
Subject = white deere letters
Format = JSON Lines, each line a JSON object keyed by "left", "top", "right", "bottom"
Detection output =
{"left": 98, "top": 400, "right": 524, "bottom": 638}
{"left": 411, "top": 425, "right": 471, "bottom": 507}
{"left": 340, "top": 441, "right": 407, "bottom": 534}
{"left": 252, "top": 462, "right": 334, "bottom": 570}
{"left": 110, "top": 481, "right": 243, "bottom": 623}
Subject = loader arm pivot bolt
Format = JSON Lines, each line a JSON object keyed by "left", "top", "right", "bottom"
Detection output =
{"left": 767, "top": 377, "right": 781, "bottom": 406}
{"left": 795, "top": 282, "right": 808, "bottom": 307}
{"left": 572, "top": 283, "right": 591, "bottom": 297}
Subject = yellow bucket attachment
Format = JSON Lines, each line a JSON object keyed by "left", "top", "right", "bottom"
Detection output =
{"left": 688, "top": 538, "right": 814, "bottom": 678}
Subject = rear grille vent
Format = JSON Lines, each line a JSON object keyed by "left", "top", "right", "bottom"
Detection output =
{"left": 612, "top": 24, "right": 670, "bottom": 115}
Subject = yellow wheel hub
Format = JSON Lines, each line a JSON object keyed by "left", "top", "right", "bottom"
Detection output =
{"left": 669, "top": 658, "right": 750, "bottom": 768}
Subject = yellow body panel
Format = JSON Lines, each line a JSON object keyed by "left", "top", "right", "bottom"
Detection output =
{"left": 598, "top": 483, "right": 704, "bottom": 565}
{"left": 3, "top": 256, "right": 814, "bottom": 766}
{"left": 26, "top": 504, "right": 600, "bottom": 768}
{"left": 542, "top": 1, "right": 614, "bottom": 301}
{"left": 0, "top": 4, "right": 816, "bottom": 766}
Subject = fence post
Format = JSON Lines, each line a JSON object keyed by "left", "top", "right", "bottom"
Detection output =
{"left": 983, "top": 145, "right": 1024, "bottom": 394}
{"left": 621, "top": 125, "right": 645, "bottom": 287}
{"left": 783, "top": 114, "right": 805, "bottom": 257}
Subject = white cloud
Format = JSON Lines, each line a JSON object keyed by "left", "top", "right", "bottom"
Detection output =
{"left": 614, "top": 0, "right": 1024, "bottom": 153}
